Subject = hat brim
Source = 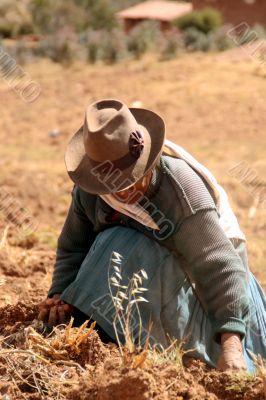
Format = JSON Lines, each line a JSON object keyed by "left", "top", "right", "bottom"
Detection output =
{"left": 65, "top": 107, "right": 165, "bottom": 195}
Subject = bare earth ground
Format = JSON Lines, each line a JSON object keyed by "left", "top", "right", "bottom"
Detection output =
{"left": 0, "top": 52, "right": 266, "bottom": 399}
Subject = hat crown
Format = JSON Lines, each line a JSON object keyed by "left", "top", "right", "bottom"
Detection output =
{"left": 84, "top": 99, "right": 143, "bottom": 162}
{"left": 65, "top": 98, "right": 165, "bottom": 195}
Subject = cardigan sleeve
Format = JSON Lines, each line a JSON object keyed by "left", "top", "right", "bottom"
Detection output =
{"left": 48, "top": 186, "right": 97, "bottom": 297}
{"left": 173, "top": 209, "right": 250, "bottom": 341}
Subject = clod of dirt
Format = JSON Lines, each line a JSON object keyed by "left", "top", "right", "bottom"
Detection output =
{"left": 0, "top": 246, "right": 54, "bottom": 278}
{"left": 69, "top": 368, "right": 158, "bottom": 400}
{"left": 201, "top": 370, "right": 264, "bottom": 400}
{"left": 0, "top": 302, "right": 38, "bottom": 334}
{"left": 0, "top": 381, "right": 13, "bottom": 398}
{"left": 0, "top": 256, "right": 26, "bottom": 278}
{"left": 97, "top": 370, "right": 157, "bottom": 400}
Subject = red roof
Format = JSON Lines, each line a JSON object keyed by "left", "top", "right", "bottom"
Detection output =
{"left": 117, "top": 1, "right": 193, "bottom": 22}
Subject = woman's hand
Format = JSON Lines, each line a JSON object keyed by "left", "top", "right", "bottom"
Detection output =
{"left": 217, "top": 333, "right": 247, "bottom": 371}
{"left": 38, "top": 294, "right": 73, "bottom": 326}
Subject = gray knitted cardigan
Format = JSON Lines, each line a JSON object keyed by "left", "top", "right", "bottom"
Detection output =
{"left": 49, "top": 155, "right": 249, "bottom": 340}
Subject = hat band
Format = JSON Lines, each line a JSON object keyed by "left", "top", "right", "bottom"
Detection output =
{"left": 88, "top": 151, "right": 138, "bottom": 173}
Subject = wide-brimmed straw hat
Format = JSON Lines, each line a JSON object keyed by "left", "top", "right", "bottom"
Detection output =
{"left": 65, "top": 99, "right": 165, "bottom": 194}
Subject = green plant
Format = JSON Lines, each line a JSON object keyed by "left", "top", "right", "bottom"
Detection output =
{"left": 74, "top": 0, "right": 117, "bottom": 31}
{"left": 30, "top": 0, "right": 87, "bottom": 34}
{"left": 159, "top": 33, "right": 181, "bottom": 61}
{"left": 0, "top": 0, "right": 33, "bottom": 38}
{"left": 100, "top": 29, "right": 128, "bottom": 64}
{"left": 37, "top": 29, "right": 79, "bottom": 65}
{"left": 174, "top": 8, "right": 222, "bottom": 34}
{"left": 86, "top": 30, "right": 103, "bottom": 63}
{"left": 29, "top": 0, "right": 53, "bottom": 34}
{"left": 211, "top": 27, "right": 236, "bottom": 51}
{"left": 9, "top": 40, "right": 34, "bottom": 65}
{"left": 86, "top": 28, "right": 127, "bottom": 64}
{"left": 89, "top": 0, "right": 118, "bottom": 31}
{"left": 182, "top": 27, "right": 213, "bottom": 52}
{"left": 110, "top": 0, "right": 143, "bottom": 11}
{"left": 225, "top": 371, "right": 256, "bottom": 393}
{"left": 127, "top": 20, "right": 160, "bottom": 59}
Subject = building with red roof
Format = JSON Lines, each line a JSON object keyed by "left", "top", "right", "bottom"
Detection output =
{"left": 117, "top": 1, "right": 193, "bottom": 32}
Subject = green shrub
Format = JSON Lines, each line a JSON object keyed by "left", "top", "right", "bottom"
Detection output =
{"left": 9, "top": 40, "right": 35, "bottom": 65}
{"left": 86, "top": 28, "right": 127, "bottom": 64}
{"left": 30, "top": 0, "right": 87, "bottom": 34}
{"left": 127, "top": 21, "right": 160, "bottom": 59}
{"left": 86, "top": 30, "right": 103, "bottom": 63}
{"left": 36, "top": 29, "right": 79, "bottom": 65}
{"left": 159, "top": 33, "right": 182, "bottom": 60}
{"left": 73, "top": 0, "right": 117, "bottom": 31}
{"left": 182, "top": 27, "right": 213, "bottom": 52}
{"left": 29, "top": 0, "right": 53, "bottom": 34}
{"left": 211, "top": 27, "right": 236, "bottom": 51}
{"left": 100, "top": 29, "right": 128, "bottom": 63}
{"left": 174, "top": 8, "right": 222, "bottom": 34}
{"left": 181, "top": 25, "right": 236, "bottom": 53}
{"left": 89, "top": 0, "right": 117, "bottom": 31}
{"left": 109, "top": 0, "right": 143, "bottom": 11}
{"left": 0, "top": 0, "right": 33, "bottom": 38}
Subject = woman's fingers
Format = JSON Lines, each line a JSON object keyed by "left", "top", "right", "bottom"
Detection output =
{"left": 58, "top": 306, "right": 66, "bottom": 324}
{"left": 217, "top": 348, "right": 247, "bottom": 370}
{"left": 46, "top": 297, "right": 61, "bottom": 307}
{"left": 37, "top": 297, "right": 73, "bottom": 326}
{"left": 38, "top": 306, "right": 49, "bottom": 322}
{"left": 48, "top": 306, "right": 58, "bottom": 326}
{"left": 63, "top": 303, "right": 73, "bottom": 314}
{"left": 45, "top": 298, "right": 55, "bottom": 306}
{"left": 217, "top": 357, "right": 247, "bottom": 371}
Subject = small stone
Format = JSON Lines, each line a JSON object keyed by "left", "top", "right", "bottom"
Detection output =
{"left": 49, "top": 128, "right": 61, "bottom": 138}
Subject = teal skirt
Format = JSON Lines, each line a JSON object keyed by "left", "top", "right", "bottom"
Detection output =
{"left": 61, "top": 226, "right": 266, "bottom": 372}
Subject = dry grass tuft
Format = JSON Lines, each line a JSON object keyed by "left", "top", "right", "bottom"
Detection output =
{"left": 108, "top": 251, "right": 150, "bottom": 369}
{"left": 0, "top": 318, "right": 96, "bottom": 399}
{"left": 149, "top": 337, "right": 192, "bottom": 375}
{"left": 108, "top": 252, "right": 189, "bottom": 375}
{"left": 23, "top": 318, "right": 96, "bottom": 362}
{"left": 131, "top": 349, "right": 148, "bottom": 369}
